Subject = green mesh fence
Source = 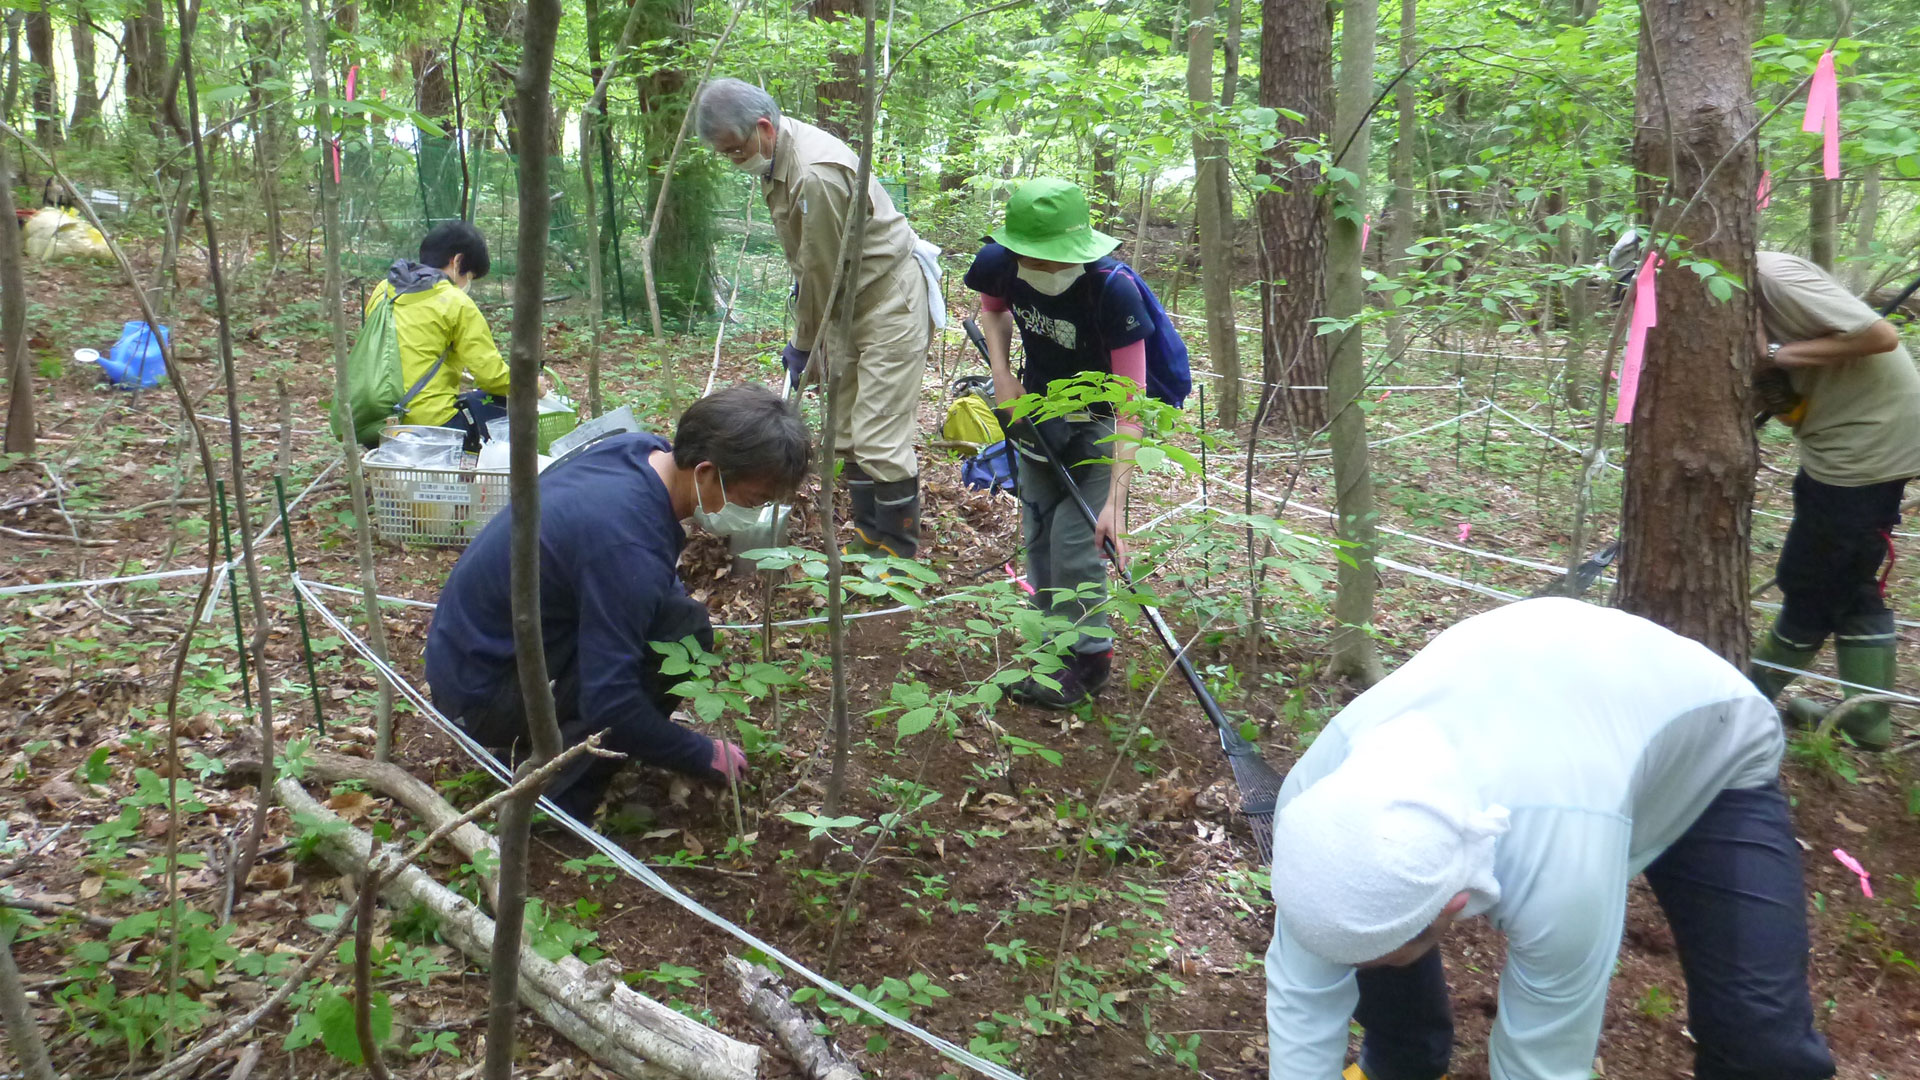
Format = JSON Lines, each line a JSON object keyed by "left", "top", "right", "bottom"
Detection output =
{"left": 332, "top": 129, "right": 923, "bottom": 348}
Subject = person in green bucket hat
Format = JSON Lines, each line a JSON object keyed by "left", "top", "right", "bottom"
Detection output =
{"left": 963, "top": 178, "right": 1153, "bottom": 709}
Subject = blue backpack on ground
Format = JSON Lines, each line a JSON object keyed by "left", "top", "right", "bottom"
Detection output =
{"left": 962, "top": 440, "right": 1018, "bottom": 494}
{"left": 1095, "top": 264, "right": 1191, "bottom": 408}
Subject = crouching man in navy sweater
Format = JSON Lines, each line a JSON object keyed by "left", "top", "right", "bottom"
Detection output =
{"left": 426, "top": 384, "right": 810, "bottom": 820}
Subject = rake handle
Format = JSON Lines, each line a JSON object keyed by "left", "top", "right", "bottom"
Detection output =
{"left": 961, "top": 318, "right": 1253, "bottom": 756}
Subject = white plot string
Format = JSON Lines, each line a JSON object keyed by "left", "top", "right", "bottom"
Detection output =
{"left": 1482, "top": 401, "right": 1624, "bottom": 471}
{"left": 1250, "top": 403, "right": 1491, "bottom": 461}
{"left": 2, "top": 460, "right": 339, "bottom": 603}
{"left": 292, "top": 576, "right": 1030, "bottom": 1080}
{"left": 1272, "top": 498, "right": 1610, "bottom": 582}
{"left": 197, "top": 459, "right": 343, "bottom": 622}
{"left": 300, "top": 577, "right": 439, "bottom": 610}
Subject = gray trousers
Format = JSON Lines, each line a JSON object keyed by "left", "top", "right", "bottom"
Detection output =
{"left": 1017, "top": 416, "right": 1114, "bottom": 654}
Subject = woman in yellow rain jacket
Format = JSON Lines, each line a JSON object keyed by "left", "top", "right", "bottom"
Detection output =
{"left": 364, "top": 222, "right": 531, "bottom": 434}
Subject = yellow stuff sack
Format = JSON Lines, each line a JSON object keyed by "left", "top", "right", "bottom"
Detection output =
{"left": 23, "top": 208, "right": 111, "bottom": 262}
{"left": 942, "top": 393, "right": 1002, "bottom": 449}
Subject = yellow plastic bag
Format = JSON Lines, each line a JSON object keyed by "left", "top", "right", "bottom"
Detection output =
{"left": 23, "top": 208, "right": 111, "bottom": 262}
{"left": 941, "top": 393, "right": 1003, "bottom": 449}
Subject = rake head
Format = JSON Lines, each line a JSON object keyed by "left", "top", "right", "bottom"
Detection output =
{"left": 1227, "top": 747, "right": 1285, "bottom": 866}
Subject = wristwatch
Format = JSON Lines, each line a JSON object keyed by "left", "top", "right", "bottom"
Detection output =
{"left": 1767, "top": 342, "right": 1784, "bottom": 361}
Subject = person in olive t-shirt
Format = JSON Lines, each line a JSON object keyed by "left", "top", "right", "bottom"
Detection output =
{"left": 1748, "top": 250, "right": 1920, "bottom": 750}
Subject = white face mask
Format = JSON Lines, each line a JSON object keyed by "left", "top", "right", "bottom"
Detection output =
{"left": 1017, "top": 263, "right": 1084, "bottom": 296}
{"left": 727, "top": 129, "right": 773, "bottom": 178}
{"left": 691, "top": 466, "right": 765, "bottom": 537}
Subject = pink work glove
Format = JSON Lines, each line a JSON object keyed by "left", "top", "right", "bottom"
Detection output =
{"left": 709, "top": 738, "right": 748, "bottom": 780}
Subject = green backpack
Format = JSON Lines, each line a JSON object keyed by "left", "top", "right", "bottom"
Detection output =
{"left": 332, "top": 291, "right": 448, "bottom": 447}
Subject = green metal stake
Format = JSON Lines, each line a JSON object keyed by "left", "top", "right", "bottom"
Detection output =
{"left": 273, "top": 474, "right": 327, "bottom": 733}
{"left": 214, "top": 480, "right": 253, "bottom": 713}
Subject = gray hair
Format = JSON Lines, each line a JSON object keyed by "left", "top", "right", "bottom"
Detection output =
{"left": 695, "top": 78, "right": 781, "bottom": 143}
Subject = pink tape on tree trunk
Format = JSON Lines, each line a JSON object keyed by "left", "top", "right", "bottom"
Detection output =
{"left": 1613, "top": 251, "right": 1660, "bottom": 424}
{"left": 346, "top": 64, "right": 359, "bottom": 102}
{"left": 1757, "top": 169, "right": 1772, "bottom": 209}
{"left": 1802, "top": 50, "right": 1841, "bottom": 180}
{"left": 1361, "top": 213, "right": 1371, "bottom": 253}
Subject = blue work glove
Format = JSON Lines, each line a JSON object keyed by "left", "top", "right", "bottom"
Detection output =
{"left": 782, "top": 344, "right": 810, "bottom": 388}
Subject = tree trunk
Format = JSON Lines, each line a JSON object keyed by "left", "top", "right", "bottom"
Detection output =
{"left": 485, "top": 0, "right": 563, "bottom": 1074}
{"left": 1255, "top": 0, "right": 1333, "bottom": 434}
{"left": 1189, "top": 0, "right": 1241, "bottom": 428}
{"left": 582, "top": 114, "right": 605, "bottom": 416}
{"left": 1808, "top": 176, "right": 1837, "bottom": 271}
{"left": 821, "top": 0, "right": 877, "bottom": 817}
{"left": 1564, "top": 168, "right": 1602, "bottom": 410}
{"left": 70, "top": 8, "right": 100, "bottom": 138}
{"left": 0, "top": 143, "right": 28, "bottom": 456}
{"left": 0, "top": 923, "right": 56, "bottom": 1080}
{"left": 1848, "top": 163, "right": 1879, "bottom": 293}
{"left": 124, "top": 0, "right": 166, "bottom": 133}
{"left": 246, "top": 20, "right": 283, "bottom": 269}
{"left": 1616, "top": 0, "right": 1758, "bottom": 664}
{"left": 1384, "top": 0, "right": 1417, "bottom": 361}
{"left": 1326, "top": 0, "right": 1383, "bottom": 686}
{"left": 24, "top": 7, "right": 55, "bottom": 146}
{"left": 811, "top": 0, "right": 861, "bottom": 139}
{"left": 300, "top": 0, "right": 393, "bottom": 761}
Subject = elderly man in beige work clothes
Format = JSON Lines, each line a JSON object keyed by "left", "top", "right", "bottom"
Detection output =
{"left": 695, "top": 78, "right": 936, "bottom": 559}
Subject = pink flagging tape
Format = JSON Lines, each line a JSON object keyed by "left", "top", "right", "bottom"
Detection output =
{"left": 1613, "top": 251, "right": 1661, "bottom": 424}
{"left": 346, "top": 64, "right": 359, "bottom": 102}
{"left": 1757, "top": 169, "right": 1773, "bottom": 209}
{"left": 1833, "top": 848, "right": 1872, "bottom": 899}
{"left": 1361, "top": 213, "right": 1372, "bottom": 254}
{"left": 1802, "top": 51, "right": 1841, "bottom": 180}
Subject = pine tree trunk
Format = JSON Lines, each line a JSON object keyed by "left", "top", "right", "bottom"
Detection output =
{"left": 1327, "top": 0, "right": 1383, "bottom": 686}
{"left": 811, "top": 0, "right": 861, "bottom": 139}
{"left": 1255, "top": 0, "right": 1332, "bottom": 434}
{"left": 1189, "top": 0, "right": 1241, "bottom": 428}
{"left": 70, "top": 9, "right": 100, "bottom": 138}
{"left": 1617, "top": 0, "right": 1758, "bottom": 663}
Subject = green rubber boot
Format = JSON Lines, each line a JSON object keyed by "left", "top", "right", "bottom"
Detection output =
{"left": 1749, "top": 623, "right": 1823, "bottom": 703}
{"left": 1831, "top": 613, "right": 1897, "bottom": 751}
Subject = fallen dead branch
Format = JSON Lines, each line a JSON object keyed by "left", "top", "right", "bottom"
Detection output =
{"left": 726, "top": 957, "right": 860, "bottom": 1080}
{"left": 275, "top": 768, "right": 760, "bottom": 1080}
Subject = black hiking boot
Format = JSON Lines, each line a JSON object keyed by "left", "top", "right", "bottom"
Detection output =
{"left": 1008, "top": 648, "right": 1112, "bottom": 711}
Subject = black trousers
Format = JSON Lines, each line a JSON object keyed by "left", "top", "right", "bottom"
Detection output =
{"left": 1774, "top": 470, "right": 1906, "bottom": 647}
{"left": 1354, "top": 784, "right": 1833, "bottom": 1080}
{"left": 453, "top": 666, "right": 625, "bottom": 823}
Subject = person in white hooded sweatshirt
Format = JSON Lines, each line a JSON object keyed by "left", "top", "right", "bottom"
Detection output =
{"left": 1266, "top": 598, "right": 1833, "bottom": 1080}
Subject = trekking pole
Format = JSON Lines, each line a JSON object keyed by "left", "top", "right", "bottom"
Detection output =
{"left": 214, "top": 479, "right": 253, "bottom": 714}
{"left": 273, "top": 474, "right": 327, "bottom": 733}
{"left": 962, "top": 318, "right": 1282, "bottom": 860}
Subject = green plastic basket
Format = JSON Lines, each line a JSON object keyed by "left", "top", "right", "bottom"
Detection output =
{"left": 536, "top": 369, "right": 578, "bottom": 453}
